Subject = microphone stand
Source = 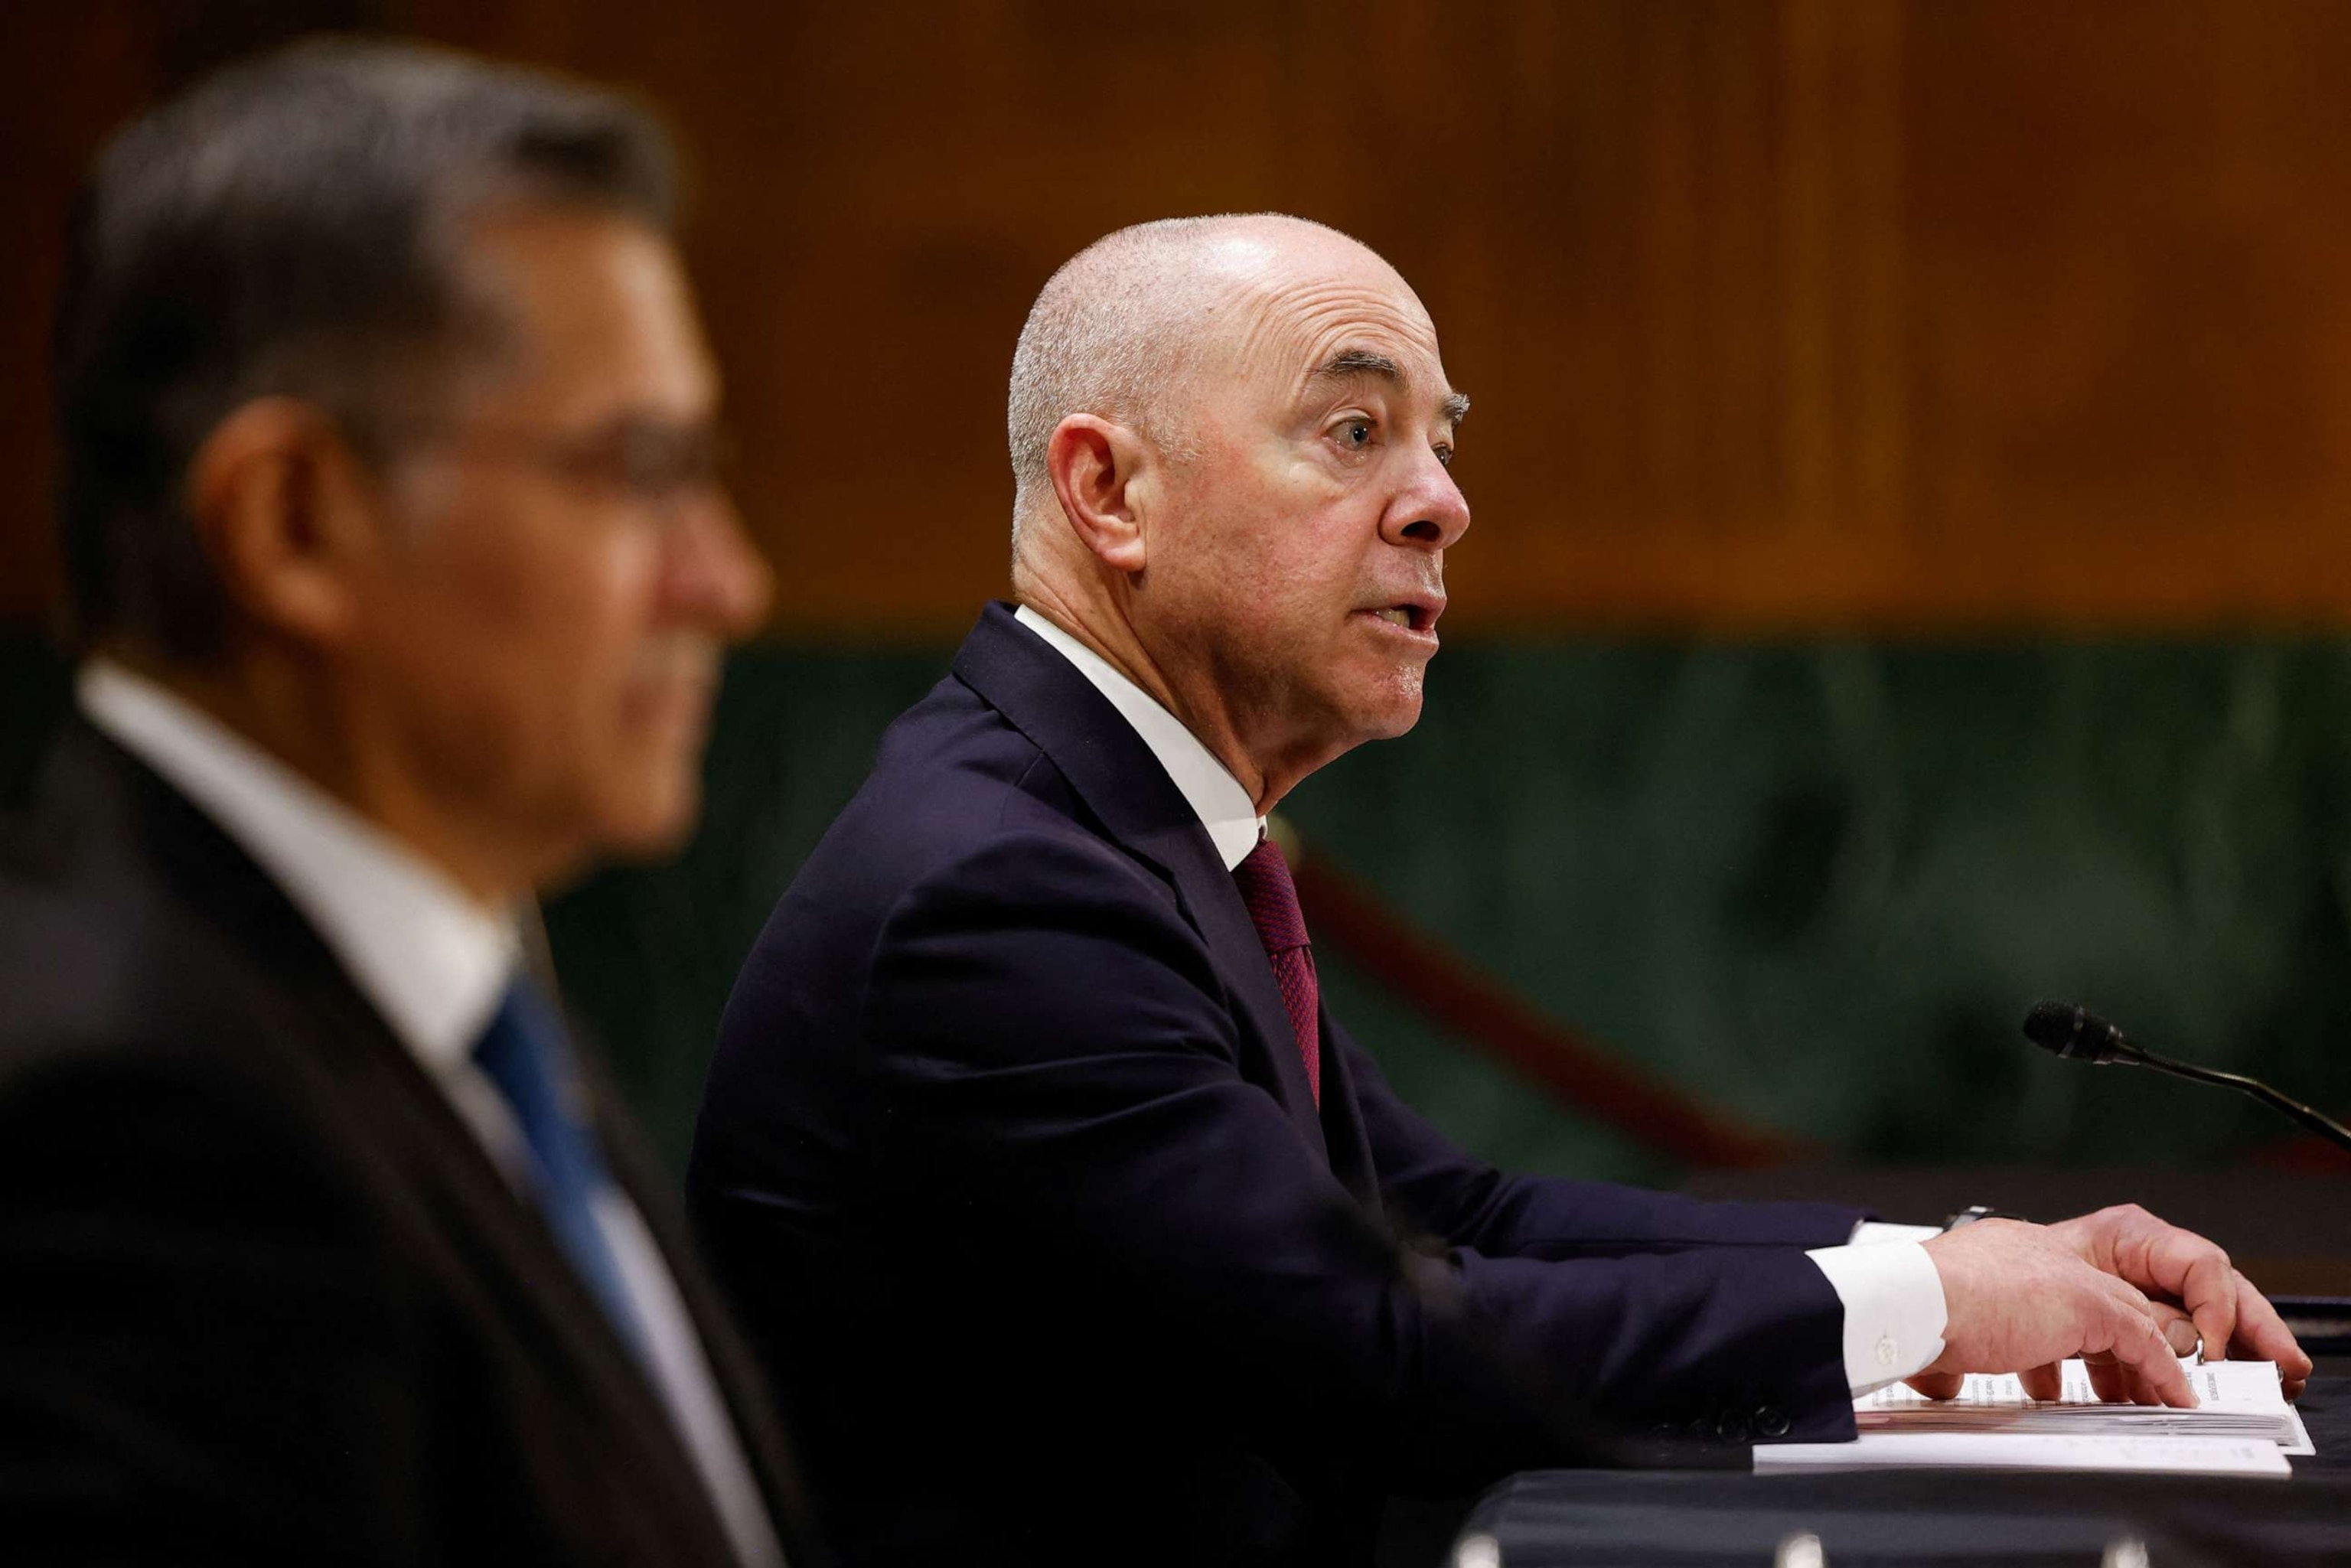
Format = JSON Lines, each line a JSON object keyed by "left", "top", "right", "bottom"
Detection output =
{"left": 2125, "top": 1046, "right": 2351, "bottom": 1156}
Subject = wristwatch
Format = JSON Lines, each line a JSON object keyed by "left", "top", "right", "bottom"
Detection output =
{"left": 1942, "top": 1205, "right": 2022, "bottom": 1231}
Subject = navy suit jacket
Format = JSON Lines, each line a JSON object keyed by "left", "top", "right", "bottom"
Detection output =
{"left": 0, "top": 720, "right": 823, "bottom": 1566}
{"left": 691, "top": 604, "right": 1865, "bottom": 1566}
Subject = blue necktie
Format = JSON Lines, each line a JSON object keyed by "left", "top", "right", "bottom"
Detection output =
{"left": 471, "top": 975, "right": 649, "bottom": 1361}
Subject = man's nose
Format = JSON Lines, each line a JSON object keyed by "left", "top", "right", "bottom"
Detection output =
{"left": 1381, "top": 448, "right": 1472, "bottom": 550}
{"left": 661, "top": 490, "right": 774, "bottom": 634}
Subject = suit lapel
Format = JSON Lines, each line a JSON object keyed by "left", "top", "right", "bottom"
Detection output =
{"left": 951, "top": 605, "right": 1329, "bottom": 1160}
{"left": 580, "top": 1038, "right": 826, "bottom": 1559}
{"left": 1309, "top": 1008, "right": 1382, "bottom": 1209}
{"left": 1134, "top": 818, "right": 1329, "bottom": 1160}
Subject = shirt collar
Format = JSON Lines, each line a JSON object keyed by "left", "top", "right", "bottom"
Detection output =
{"left": 1012, "top": 604, "right": 1265, "bottom": 872}
{"left": 77, "top": 659, "right": 518, "bottom": 1073}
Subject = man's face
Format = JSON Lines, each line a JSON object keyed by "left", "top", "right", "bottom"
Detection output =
{"left": 347, "top": 207, "right": 770, "bottom": 879}
{"left": 1137, "top": 231, "right": 1469, "bottom": 787}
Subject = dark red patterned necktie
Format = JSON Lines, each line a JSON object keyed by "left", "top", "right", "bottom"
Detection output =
{"left": 1231, "top": 836, "right": 1319, "bottom": 1105}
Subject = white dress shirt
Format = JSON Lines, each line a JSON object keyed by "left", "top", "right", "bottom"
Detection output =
{"left": 1012, "top": 604, "right": 1948, "bottom": 1397}
{"left": 79, "top": 660, "right": 783, "bottom": 1568}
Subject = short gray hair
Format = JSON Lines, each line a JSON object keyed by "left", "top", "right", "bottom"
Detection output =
{"left": 54, "top": 37, "right": 677, "bottom": 660}
{"left": 1005, "top": 214, "right": 1342, "bottom": 546}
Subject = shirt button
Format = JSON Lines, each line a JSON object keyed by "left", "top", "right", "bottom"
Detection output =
{"left": 1874, "top": 1333, "right": 1899, "bottom": 1369}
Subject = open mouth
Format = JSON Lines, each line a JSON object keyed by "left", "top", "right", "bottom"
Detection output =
{"left": 1359, "top": 601, "right": 1442, "bottom": 636}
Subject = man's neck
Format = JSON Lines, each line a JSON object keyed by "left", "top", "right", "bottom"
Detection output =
{"left": 1012, "top": 584, "right": 1306, "bottom": 812}
{"left": 99, "top": 646, "right": 542, "bottom": 908}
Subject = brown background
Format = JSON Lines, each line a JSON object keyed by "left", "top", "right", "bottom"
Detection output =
{"left": 17, "top": 3, "right": 2351, "bottom": 1185}
{"left": 9, "top": 0, "right": 2351, "bottom": 638}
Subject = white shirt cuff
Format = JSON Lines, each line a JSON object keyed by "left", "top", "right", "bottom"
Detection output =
{"left": 1806, "top": 1238, "right": 1948, "bottom": 1396}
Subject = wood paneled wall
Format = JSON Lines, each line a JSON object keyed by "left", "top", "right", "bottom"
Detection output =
{"left": 11, "top": 0, "right": 2351, "bottom": 635}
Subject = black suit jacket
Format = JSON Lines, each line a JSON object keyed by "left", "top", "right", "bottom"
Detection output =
{"left": 691, "top": 605, "right": 1866, "bottom": 1566}
{"left": 0, "top": 719, "right": 823, "bottom": 1566}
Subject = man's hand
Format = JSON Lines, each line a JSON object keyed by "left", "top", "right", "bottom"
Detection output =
{"left": 1909, "top": 1218, "right": 2205, "bottom": 1407}
{"left": 2044, "top": 1203, "right": 2313, "bottom": 1399}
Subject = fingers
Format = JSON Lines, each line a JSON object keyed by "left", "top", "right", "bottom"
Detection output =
{"left": 1904, "top": 1370, "right": 1965, "bottom": 1400}
{"left": 2083, "top": 1299, "right": 2196, "bottom": 1405}
{"left": 2078, "top": 1205, "right": 2242, "bottom": 1361}
{"left": 2083, "top": 1356, "right": 2133, "bottom": 1404}
{"left": 2171, "top": 1242, "right": 2239, "bottom": 1364}
{"left": 2222, "top": 1269, "right": 2313, "bottom": 1392}
{"left": 1929, "top": 1217, "right": 2261, "bottom": 1409}
{"left": 2093, "top": 1283, "right": 2196, "bottom": 1408}
{"left": 2056, "top": 1211, "right": 2311, "bottom": 1399}
{"left": 2147, "top": 1299, "right": 2200, "bottom": 1359}
{"left": 2085, "top": 1350, "right": 2193, "bottom": 1407}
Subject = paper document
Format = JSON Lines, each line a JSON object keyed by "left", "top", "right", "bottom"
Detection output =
{"left": 1857, "top": 1358, "right": 2312, "bottom": 1455}
{"left": 1755, "top": 1433, "right": 2291, "bottom": 1478}
{"left": 1752, "top": 1358, "right": 2311, "bottom": 1475}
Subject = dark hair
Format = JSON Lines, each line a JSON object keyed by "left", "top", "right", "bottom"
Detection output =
{"left": 52, "top": 36, "right": 679, "bottom": 660}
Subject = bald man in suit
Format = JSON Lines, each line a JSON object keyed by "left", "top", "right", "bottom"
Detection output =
{"left": 693, "top": 214, "right": 2307, "bottom": 1566}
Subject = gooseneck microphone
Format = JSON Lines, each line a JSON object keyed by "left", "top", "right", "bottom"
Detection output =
{"left": 2023, "top": 1001, "right": 2351, "bottom": 1154}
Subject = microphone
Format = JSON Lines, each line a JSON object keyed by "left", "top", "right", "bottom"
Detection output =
{"left": 2022, "top": 1002, "right": 2147, "bottom": 1065}
{"left": 2023, "top": 1001, "right": 2351, "bottom": 1154}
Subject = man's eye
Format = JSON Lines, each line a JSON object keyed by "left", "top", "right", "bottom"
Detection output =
{"left": 1339, "top": 419, "right": 1373, "bottom": 448}
{"left": 596, "top": 422, "right": 730, "bottom": 500}
{"left": 1434, "top": 444, "right": 1454, "bottom": 468}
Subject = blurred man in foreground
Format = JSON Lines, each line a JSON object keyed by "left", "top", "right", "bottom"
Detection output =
{"left": 690, "top": 214, "right": 2309, "bottom": 1566}
{"left": 0, "top": 41, "right": 814, "bottom": 1565}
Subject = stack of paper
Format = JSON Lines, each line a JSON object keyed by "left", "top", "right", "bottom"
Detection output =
{"left": 1857, "top": 1360, "right": 2312, "bottom": 1451}
{"left": 1753, "top": 1359, "right": 2311, "bottom": 1477}
{"left": 1755, "top": 1433, "right": 2293, "bottom": 1477}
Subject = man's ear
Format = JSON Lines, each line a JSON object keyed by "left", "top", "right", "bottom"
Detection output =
{"left": 1045, "top": 413, "right": 1155, "bottom": 575}
{"left": 184, "top": 398, "right": 381, "bottom": 647}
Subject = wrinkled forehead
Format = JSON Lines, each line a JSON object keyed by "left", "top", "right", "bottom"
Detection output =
{"left": 1205, "top": 233, "right": 1448, "bottom": 401}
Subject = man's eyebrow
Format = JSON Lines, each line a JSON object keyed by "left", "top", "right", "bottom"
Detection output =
{"left": 1309, "top": 347, "right": 1471, "bottom": 427}
{"left": 1309, "top": 347, "right": 1404, "bottom": 384}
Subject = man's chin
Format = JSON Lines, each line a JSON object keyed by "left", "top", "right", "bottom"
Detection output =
{"left": 1356, "top": 670, "right": 1427, "bottom": 740}
{"left": 589, "top": 774, "right": 703, "bottom": 864}
{"left": 1330, "top": 693, "right": 1424, "bottom": 751}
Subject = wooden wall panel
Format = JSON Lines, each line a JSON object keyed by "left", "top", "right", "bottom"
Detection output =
{"left": 1905, "top": 1, "right": 2351, "bottom": 627}
{"left": 0, "top": 3, "right": 165, "bottom": 627}
{"left": 11, "top": 1, "right": 2351, "bottom": 634}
